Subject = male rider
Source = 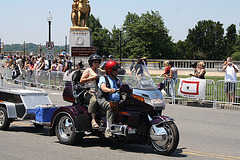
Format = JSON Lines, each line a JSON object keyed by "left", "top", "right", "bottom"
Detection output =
{"left": 97, "top": 61, "right": 121, "bottom": 138}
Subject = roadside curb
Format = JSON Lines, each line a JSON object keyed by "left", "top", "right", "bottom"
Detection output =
{"left": 217, "top": 103, "right": 240, "bottom": 111}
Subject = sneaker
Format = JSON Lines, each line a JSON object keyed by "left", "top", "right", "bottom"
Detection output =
{"left": 104, "top": 129, "right": 112, "bottom": 138}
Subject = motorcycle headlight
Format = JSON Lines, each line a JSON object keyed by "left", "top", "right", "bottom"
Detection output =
{"left": 144, "top": 98, "right": 165, "bottom": 109}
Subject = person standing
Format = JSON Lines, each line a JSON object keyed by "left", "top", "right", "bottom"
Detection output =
{"left": 159, "top": 60, "right": 171, "bottom": 96}
{"left": 108, "top": 55, "right": 113, "bottom": 61}
{"left": 100, "top": 55, "right": 107, "bottom": 70}
{"left": 63, "top": 56, "right": 72, "bottom": 72}
{"left": 223, "top": 57, "right": 238, "bottom": 103}
{"left": 194, "top": 62, "right": 206, "bottom": 79}
{"left": 166, "top": 61, "right": 178, "bottom": 97}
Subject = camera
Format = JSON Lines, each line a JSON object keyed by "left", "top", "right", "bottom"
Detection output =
{"left": 190, "top": 62, "right": 197, "bottom": 68}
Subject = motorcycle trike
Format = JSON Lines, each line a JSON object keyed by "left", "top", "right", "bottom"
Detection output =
{"left": 49, "top": 65, "right": 179, "bottom": 155}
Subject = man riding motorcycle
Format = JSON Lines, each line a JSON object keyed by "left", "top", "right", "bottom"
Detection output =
{"left": 80, "top": 54, "right": 104, "bottom": 128}
{"left": 96, "top": 60, "right": 121, "bottom": 138}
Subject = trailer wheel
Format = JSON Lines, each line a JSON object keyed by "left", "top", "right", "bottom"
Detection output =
{"left": 55, "top": 114, "right": 84, "bottom": 145}
{"left": 0, "top": 107, "right": 10, "bottom": 130}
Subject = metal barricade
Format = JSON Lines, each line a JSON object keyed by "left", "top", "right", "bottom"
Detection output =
{"left": 152, "top": 76, "right": 174, "bottom": 103}
{"left": 174, "top": 78, "right": 216, "bottom": 108}
{"left": 4, "top": 68, "right": 12, "bottom": 80}
{"left": 216, "top": 80, "right": 240, "bottom": 105}
{"left": 3, "top": 68, "right": 64, "bottom": 90}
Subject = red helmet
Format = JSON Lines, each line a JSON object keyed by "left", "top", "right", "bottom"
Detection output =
{"left": 105, "top": 61, "right": 119, "bottom": 74}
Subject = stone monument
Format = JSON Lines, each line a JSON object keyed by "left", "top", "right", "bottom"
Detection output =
{"left": 69, "top": 0, "right": 94, "bottom": 56}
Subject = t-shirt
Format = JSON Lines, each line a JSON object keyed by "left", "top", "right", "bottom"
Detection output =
{"left": 170, "top": 67, "right": 178, "bottom": 80}
{"left": 98, "top": 76, "right": 121, "bottom": 101}
{"left": 164, "top": 67, "right": 170, "bottom": 76}
{"left": 225, "top": 65, "right": 238, "bottom": 82}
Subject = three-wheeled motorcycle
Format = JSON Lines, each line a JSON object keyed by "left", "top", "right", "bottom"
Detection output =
{"left": 49, "top": 65, "right": 179, "bottom": 155}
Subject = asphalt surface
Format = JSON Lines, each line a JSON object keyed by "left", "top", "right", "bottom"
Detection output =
{"left": 0, "top": 60, "right": 240, "bottom": 160}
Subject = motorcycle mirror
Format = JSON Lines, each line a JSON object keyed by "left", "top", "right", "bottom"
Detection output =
{"left": 120, "top": 84, "right": 132, "bottom": 94}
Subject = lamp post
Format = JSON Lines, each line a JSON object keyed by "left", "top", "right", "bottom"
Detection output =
{"left": 39, "top": 44, "right": 42, "bottom": 57}
{"left": 47, "top": 12, "right": 53, "bottom": 69}
{"left": 47, "top": 12, "right": 53, "bottom": 42}
{"left": 65, "top": 35, "right": 67, "bottom": 53}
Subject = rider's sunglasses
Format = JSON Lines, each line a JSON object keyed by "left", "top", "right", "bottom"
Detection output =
{"left": 112, "top": 65, "right": 120, "bottom": 71}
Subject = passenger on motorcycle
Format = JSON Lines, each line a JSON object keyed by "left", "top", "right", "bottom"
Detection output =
{"left": 80, "top": 54, "right": 105, "bottom": 128}
{"left": 97, "top": 61, "right": 121, "bottom": 138}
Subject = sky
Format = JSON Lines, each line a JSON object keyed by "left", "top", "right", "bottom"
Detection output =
{"left": 0, "top": 0, "right": 240, "bottom": 46}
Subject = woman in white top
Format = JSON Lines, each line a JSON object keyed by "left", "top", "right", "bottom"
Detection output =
{"left": 57, "top": 60, "right": 63, "bottom": 86}
{"left": 80, "top": 54, "right": 105, "bottom": 128}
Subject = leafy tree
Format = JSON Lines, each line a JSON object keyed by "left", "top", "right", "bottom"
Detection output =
{"left": 186, "top": 20, "right": 225, "bottom": 59}
{"left": 88, "top": 14, "right": 112, "bottom": 56}
{"left": 225, "top": 24, "right": 237, "bottom": 57}
{"left": 174, "top": 40, "right": 189, "bottom": 59}
{"left": 122, "top": 11, "right": 174, "bottom": 59}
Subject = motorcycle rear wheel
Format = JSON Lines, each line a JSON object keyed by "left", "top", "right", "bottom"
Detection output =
{"left": 55, "top": 114, "right": 84, "bottom": 145}
{"left": 150, "top": 121, "right": 179, "bottom": 155}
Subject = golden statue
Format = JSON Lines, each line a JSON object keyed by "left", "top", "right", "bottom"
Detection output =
{"left": 71, "top": 0, "right": 79, "bottom": 26}
{"left": 71, "top": 0, "right": 91, "bottom": 28}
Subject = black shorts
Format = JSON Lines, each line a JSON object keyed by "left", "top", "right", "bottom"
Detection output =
{"left": 224, "top": 82, "right": 236, "bottom": 93}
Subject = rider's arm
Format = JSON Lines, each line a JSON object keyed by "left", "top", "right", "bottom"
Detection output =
{"left": 80, "top": 69, "right": 90, "bottom": 84}
{"left": 222, "top": 64, "right": 228, "bottom": 72}
{"left": 100, "top": 83, "right": 115, "bottom": 94}
{"left": 233, "top": 64, "right": 238, "bottom": 73}
{"left": 167, "top": 70, "right": 173, "bottom": 78}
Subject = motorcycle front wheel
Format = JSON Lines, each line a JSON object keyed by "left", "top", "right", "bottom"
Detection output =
{"left": 150, "top": 121, "right": 179, "bottom": 155}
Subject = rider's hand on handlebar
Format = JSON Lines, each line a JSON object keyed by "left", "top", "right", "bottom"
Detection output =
{"left": 109, "top": 88, "right": 116, "bottom": 94}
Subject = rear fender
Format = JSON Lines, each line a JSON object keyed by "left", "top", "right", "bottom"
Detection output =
{"left": 0, "top": 102, "right": 17, "bottom": 118}
{"left": 49, "top": 105, "right": 89, "bottom": 136}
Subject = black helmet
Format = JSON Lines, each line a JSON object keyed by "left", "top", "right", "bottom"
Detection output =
{"left": 108, "top": 55, "right": 113, "bottom": 58}
{"left": 88, "top": 54, "right": 101, "bottom": 66}
{"left": 102, "top": 55, "right": 107, "bottom": 59}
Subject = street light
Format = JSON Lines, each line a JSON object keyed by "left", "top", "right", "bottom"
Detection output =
{"left": 47, "top": 12, "right": 53, "bottom": 69}
{"left": 39, "top": 44, "right": 42, "bottom": 57}
{"left": 47, "top": 12, "right": 53, "bottom": 42}
{"left": 65, "top": 35, "right": 67, "bottom": 52}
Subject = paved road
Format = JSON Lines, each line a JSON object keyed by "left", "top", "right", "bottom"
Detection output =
{"left": 0, "top": 60, "right": 240, "bottom": 160}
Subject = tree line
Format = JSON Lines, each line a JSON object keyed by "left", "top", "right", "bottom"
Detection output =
{"left": 4, "top": 11, "right": 240, "bottom": 60}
